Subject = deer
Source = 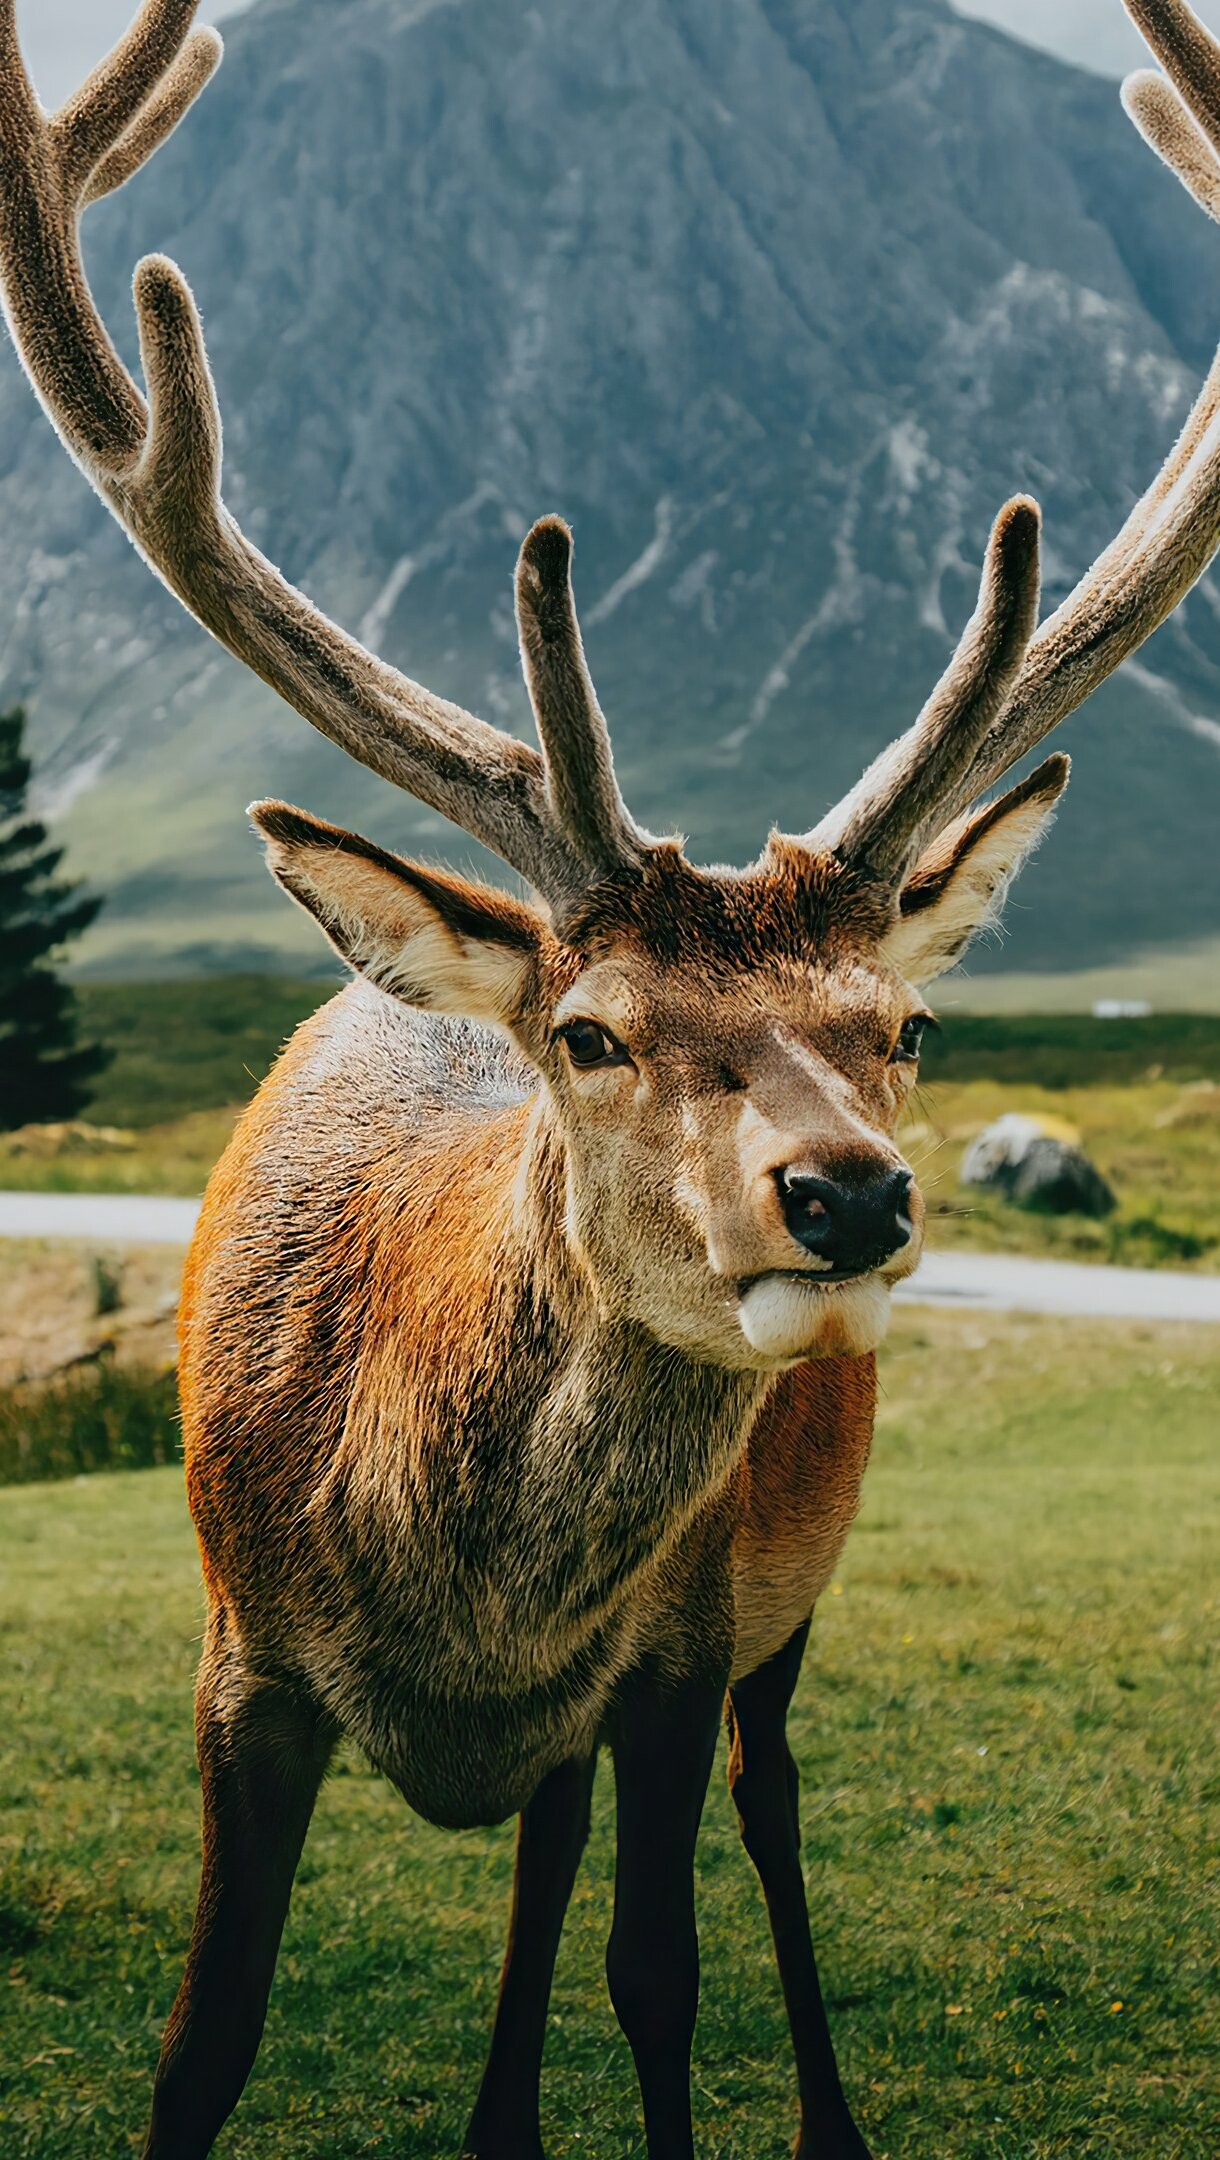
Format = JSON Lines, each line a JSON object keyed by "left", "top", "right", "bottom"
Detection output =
{"left": 1, "top": 0, "right": 1217, "bottom": 2153}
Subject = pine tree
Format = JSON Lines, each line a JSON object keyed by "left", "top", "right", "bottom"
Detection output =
{"left": 0, "top": 706, "right": 109, "bottom": 1130}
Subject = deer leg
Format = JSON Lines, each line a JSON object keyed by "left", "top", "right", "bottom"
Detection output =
{"left": 142, "top": 1615, "right": 335, "bottom": 2160}
{"left": 726, "top": 1621, "right": 873, "bottom": 2160}
{"left": 605, "top": 1666, "right": 726, "bottom": 2160}
{"left": 461, "top": 1753, "right": 598, "bottom": 2160}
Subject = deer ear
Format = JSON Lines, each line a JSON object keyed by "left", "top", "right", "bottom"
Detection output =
{"left": 880, "top": 755, "right": 1069, "bottom": 988}
{"left": 251, "top": 802, "right": 544, "bottom": 1023}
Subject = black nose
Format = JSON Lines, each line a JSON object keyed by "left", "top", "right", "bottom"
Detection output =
{"left": 777, "top": 1167, "right": 914, "bottom": 1276}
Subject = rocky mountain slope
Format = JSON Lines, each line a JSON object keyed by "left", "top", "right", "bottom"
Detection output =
{"left": 1, "top": 0, "right": 1218, "bottom": 976}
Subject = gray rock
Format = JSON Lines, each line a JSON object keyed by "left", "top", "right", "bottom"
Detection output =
{"left": 962, "top": 1113, "right": 1116, "bottom": 1216}
{"left": 960, "top": 1114, "right": 1048, "bottom": 1190}
{"left": 1007, "top": 1139, "right": 1117, "bottom": 1218}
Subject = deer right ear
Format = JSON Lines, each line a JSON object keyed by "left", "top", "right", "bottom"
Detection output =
{"left": 880, "top": 755, "right": 1070, "bottom": 988}
{"left": 251, "top": 802, "right": 545, "bottom": 1024}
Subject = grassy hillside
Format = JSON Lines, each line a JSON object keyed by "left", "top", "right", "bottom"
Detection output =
{"left": 73, "top": 977, "right": 336, "bottom": 1128}
{"left": 1, "top": 1308, "right": 1216, "bottom": 2158}
{"left": 918, "top": 1012, "right": 1220, "bottom": 1088}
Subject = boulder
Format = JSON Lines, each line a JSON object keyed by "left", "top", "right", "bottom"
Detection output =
{"left": 961, "top": 1114, "right": 1116, "bottom": 1218}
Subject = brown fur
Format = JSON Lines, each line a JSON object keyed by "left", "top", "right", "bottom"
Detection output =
{"left": 1, "top": 7, "right": 1215, "bottom": 2153}
{"left": 730, "top": 1356, "right": 878, "bottom": 1683}
{"left": 170, "top": 826, "right": 924, "bottom": 1852}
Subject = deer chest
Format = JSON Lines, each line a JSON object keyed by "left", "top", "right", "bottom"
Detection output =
{"left": 730, "top": 1354, "right": 876, "bottom": 1683}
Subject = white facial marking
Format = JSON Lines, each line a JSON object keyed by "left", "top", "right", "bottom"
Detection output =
{"left": 733, "top": 1093, "right": 770, "bottom": 1147}
{"left": 738, "top": 1273, "right": 892, "bottom": 1364}
{"left": 770, "top": 1028, "right": 882, "bottom": 1149}
{"left": 672, "top": 1166, "right": 706, "bottom": 1226}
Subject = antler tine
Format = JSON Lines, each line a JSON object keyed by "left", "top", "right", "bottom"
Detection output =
{"left": 515, "top": 517, "right": 655, "bottom": 881}
{"left": 0, "top": 44, "right": 145, "bottom": 477}
{"left": 807, "top": 498, "right": 1041, "bottom": 877}
{"left": 83, "top": 28, "right": 223, "bottom": 208}
{"left": 1124, "top": 0, "right": 1220, "bottom": 153}
{"left": 1125, "top": 67, "right": 1220, "bottom": 218}
{"left": 0, "top": 4, "right": 617, "bottom": 907}
{"left": 816, "top": 0, "right": 1220, "bottom": 872}
{"left": 0, "top": 0, "right": 35, "bottom": 122}
{"left": 50, "top": 0, "right": 202, "bottom": 198}
{"left": 130, "top": 254, "right": 224, "bottom": 518}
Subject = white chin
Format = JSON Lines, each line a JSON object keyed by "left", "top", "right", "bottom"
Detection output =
{"left": 737, "top": 1273, "right": 892, "bottom": 1365}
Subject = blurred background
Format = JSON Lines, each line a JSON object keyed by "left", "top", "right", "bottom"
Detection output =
{"left": 2, "top": 10, "right": 1217, "bottom": 2157}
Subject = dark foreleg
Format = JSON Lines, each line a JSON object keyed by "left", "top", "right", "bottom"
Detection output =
{"left": 727, "top": 1619, "right": 873, "bottom": 2160}
{"left": 462, "top": 1753, "right": 598, "bottom": 2160}
{"left": 605, "top": 1665, "right": 727, "bottom": 2160}
{"left": 141, "top": 1616, "right": 335, "bottom": 2160}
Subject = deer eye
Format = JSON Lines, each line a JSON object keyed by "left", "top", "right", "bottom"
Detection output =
{"left": 559, "top": 1019, "right": 630, "bottom": 1070}
{"left": 892, "top": 1013, "right": 933, "bottom": 1065}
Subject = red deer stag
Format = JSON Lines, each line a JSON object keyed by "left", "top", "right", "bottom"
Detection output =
{"left": 1, "top": 1, "right": 1216, "bottom": 2154}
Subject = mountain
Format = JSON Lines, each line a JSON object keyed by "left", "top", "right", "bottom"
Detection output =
{"left": 1, "top": 0, "right": 1218, "bottom": 979}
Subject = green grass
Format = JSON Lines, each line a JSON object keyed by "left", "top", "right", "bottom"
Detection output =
{"left": 0, "top": 1363, "right": 180, "bottom": 1486}
{"left": 1, "top": 1310, "right": 1216, "bottom": 2158}
{"left": 919, "top": 1012, "right": 1220, "bottom": 1089}
{"left": 74, "top": 976, "right": 335, "bottom": 1129}
{"left": 0, "top": 1107, "right": 245, "bottom": 1199}
{"left": 909, "top": 1072, "right": 1220, "bottom": 1272}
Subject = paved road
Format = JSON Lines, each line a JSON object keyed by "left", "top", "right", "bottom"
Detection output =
{"left": 891, "top": 1248, "right": 1220, "bottom": 1324}
{"left": 0, "top": 1192, "right": 201, "bottom": 1246}
{"left": 4, "top": 1191, "right": 1220, "bottom": 1324}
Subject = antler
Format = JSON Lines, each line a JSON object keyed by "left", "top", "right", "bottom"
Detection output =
{"left": 0, "top": 1, "right": 644, "bottom": 909}
{"left": 809, "top": 0, "right": 1220, "bottom": 880}
{"left": 811, "top": 497, "right": 1042, "bottom": 877}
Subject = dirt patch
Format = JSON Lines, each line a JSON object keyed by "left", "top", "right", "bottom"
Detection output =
{"left": 0, "top": 1241, "right": 183, "bottom": 1386}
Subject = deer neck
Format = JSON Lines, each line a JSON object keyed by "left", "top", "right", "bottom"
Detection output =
{"left": 350, "top": 1090, "right": 764, "bottom": 1674}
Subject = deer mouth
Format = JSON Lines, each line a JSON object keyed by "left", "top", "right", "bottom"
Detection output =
{"left": 735, "top": 1263, "right": 894, "bottom": 1365}
{"left": 737, "top": 1265, "right": 878, "bottom": 1294}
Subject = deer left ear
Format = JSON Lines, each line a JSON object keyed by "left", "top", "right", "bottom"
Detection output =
{"left": 881, "top": 754, "right": 1070, "bottom": 988}
{"left": 250, "top": 801, "right": 546, "bottom": 1024}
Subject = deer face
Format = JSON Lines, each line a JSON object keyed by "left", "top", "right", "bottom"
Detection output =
{"left": 513, "top": 845, "right": 924, "bottom": 1369}
{"left": 536, "top": 957, "right": 924, "bottom": 1370}
{"left": 253, "top": 809, "right": 1059, "bottom": 1372}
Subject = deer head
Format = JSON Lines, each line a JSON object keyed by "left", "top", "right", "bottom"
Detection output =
{"left": 0, "top": 0, "right": 1214, "bottom": 1368}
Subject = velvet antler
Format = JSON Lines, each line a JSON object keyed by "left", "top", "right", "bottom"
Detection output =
{"left": 806, "top": 0, "right": 1220, "bottom": 881}
{"left": 0, "top": 0, "right": 643, "bottom": 910}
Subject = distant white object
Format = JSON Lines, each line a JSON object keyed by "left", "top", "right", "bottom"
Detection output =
{"left": 1092, "top": 999, "right": 1152, "bottom": 1018}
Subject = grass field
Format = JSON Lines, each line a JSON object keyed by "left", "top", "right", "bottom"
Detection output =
{"left": 1, "top": 1308, "right": 1216, "bottom": 2159}
{"left": 908, "top": 1074, "right": 1220, "bottom": 1270}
